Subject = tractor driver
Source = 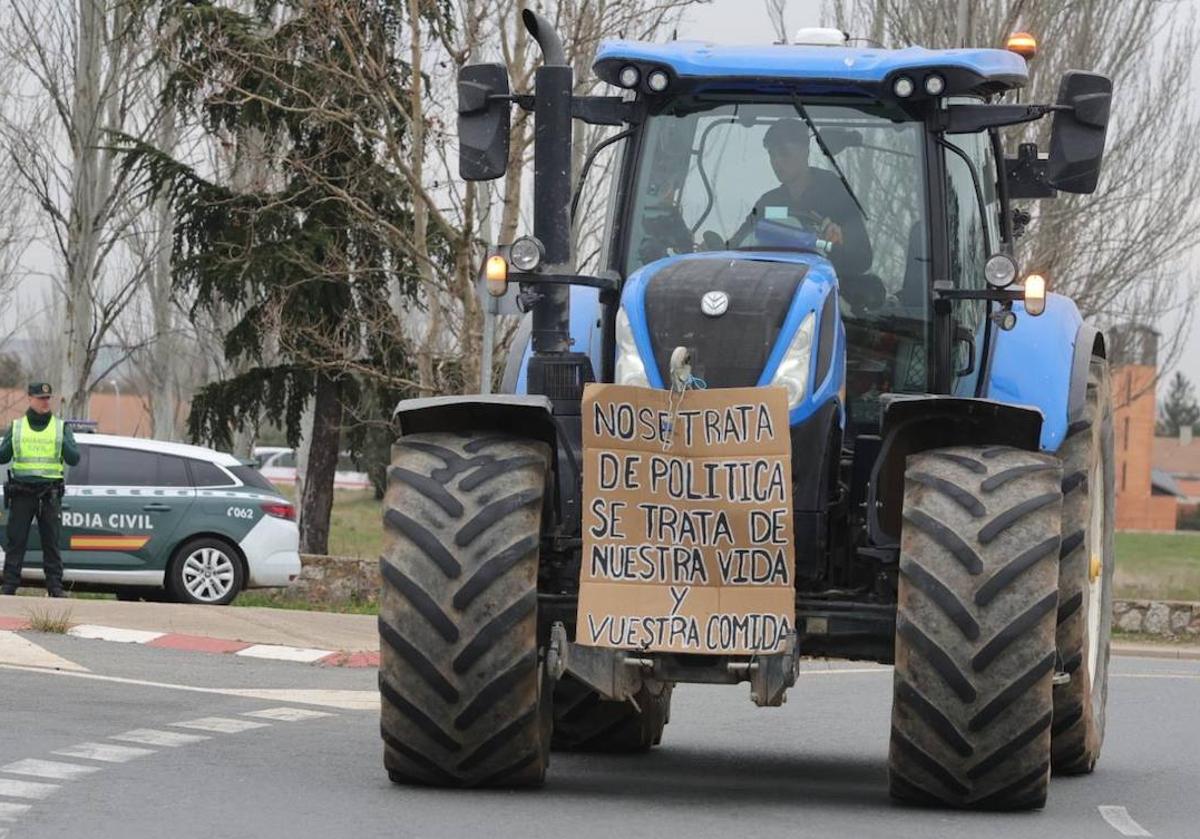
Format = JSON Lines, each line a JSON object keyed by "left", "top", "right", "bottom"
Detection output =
{"left": 731, "top": 118, "right": 873, "bottom": 279}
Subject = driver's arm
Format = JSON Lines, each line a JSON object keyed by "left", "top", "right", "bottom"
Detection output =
{"left": 824, "top": 182, "right": 873, "bottom": 276}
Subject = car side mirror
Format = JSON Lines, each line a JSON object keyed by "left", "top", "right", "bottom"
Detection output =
{"left": 1046, "top": 71, "right": 1112, "bottom": 194}
{"left": 458, "top": 63, "right": 511, "bottom": 181}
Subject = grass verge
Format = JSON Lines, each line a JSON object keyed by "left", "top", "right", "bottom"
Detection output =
{"left": 1113, "top": 629, "right": 1199, "bottom": 647}
{"left": 278, "top": 486, "right": 383, "bottom": 559}
{"left": 1115, "top": 531, "right": 1200, "bottom": 601}
{"left": 234, "top": 590, "right": 378, "bottom": 615}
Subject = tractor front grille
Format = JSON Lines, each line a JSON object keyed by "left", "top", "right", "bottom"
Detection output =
{"left": 643, "top": 259, "right": 807, "bottom": 388}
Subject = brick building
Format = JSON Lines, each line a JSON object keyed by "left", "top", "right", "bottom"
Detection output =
{"left": 1110, "top": 327, "right": 1178, "bottom": 531}
{"left": 1154, "top": 429, "right": 1200, "bottom": 523}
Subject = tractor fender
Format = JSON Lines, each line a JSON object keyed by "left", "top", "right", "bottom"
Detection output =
{"left": 986, "top": 292, "right": 1102, "bottom": 453}
{"left": 1067, "top": 323, "right": 1106, "bottom": 424}
{"left": 868, "top": 395, "right": 1044, "bottom": 544}
{"left": 393, "top": 394, "right": 558, "bottom": 446}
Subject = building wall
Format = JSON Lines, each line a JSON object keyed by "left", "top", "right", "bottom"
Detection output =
{"left": 1113, "top": 365, "right": 1177, "bottom": 530}
{"left": 0, "top": 388, "right": 152, "bottom": 437}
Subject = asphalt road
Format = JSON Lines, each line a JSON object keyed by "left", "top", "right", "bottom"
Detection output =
{"left": 0, "top": 634, "right": 1195, "bottom": 839}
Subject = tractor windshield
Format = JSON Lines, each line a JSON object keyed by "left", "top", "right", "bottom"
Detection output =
{"left": 622, "top": 97, "right": 930, "bottom": 425}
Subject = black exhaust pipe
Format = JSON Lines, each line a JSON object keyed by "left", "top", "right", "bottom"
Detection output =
{"left": 524, "top": 9, "right": 572, "bottom": 356}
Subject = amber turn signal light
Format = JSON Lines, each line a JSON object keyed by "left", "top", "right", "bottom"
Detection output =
{"left": 485, "top": 255, "right": 509, "bottom": 297}
{"left": 1006, "top": 31, "right": 1037, "bottom": 59}
{"left": 1023, "top": 273, "right": 1047, "bottom": 316}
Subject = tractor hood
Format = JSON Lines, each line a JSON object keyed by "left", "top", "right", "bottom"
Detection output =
{"left": 619, "top": 250, "right": 843, "bottom": 424}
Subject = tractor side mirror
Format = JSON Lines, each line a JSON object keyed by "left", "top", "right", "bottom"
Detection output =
{"left": 458, "top": 64, "right": 511, "bottom": 181}
{"left": 1046, "top": 71, "right": 1112, "bottom": 194}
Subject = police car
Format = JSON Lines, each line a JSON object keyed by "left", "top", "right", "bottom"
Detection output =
{"left": 0, "top": 434, "right": 301, "bottom": 605}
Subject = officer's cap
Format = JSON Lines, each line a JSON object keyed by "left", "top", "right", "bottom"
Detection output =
{"left": 27, "top": 382, "right": 52, "bottom": 397}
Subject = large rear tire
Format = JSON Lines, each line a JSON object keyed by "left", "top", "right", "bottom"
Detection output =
{"left": 379, "top": 432, "right": 553, "bottom": 788}
{"left": 890, "top": 446, "right": 1063, "bottom": 810}
{"left": 1051, "top": 357, "right": 1115, "bottom": 774}
{"left": 551, "top": 676, "right": 673, "bottom": 752}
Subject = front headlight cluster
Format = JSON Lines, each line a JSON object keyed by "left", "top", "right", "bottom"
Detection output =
{"left": 768, "top": 311, "right": 816, "bottom": 409}
{"left": 614, "top": 307, "right": 650, "bottom": 387}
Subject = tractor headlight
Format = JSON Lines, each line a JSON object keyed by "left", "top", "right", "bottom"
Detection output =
{"left": 767, "top": 310, "right": 816, "bottom": 409}
{"left": 614, "top": 307, "right": 650, "bottom": 387}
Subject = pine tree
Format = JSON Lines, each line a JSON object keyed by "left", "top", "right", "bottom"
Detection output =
{"left": 122, "top": 0, "right": 431, "bottom": 552}
{"left": 1159, "top": 371, "right": 1200, "bottom": 436}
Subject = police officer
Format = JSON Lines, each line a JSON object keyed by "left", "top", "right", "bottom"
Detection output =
{"left": 0, "top": 383, "right": 80, "bottom": 596}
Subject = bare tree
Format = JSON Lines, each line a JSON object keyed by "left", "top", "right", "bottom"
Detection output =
{"left": 825, "top": 0, "right": 1200, "bottom": 372}
{"left": 765, "top": 0, "right": 789, "bottom": 43}
{"left": 0, "top": 0, "right": 163, "bottom": 418}
{"left": 402, "top": 0, "right": 708, "bottom": 394}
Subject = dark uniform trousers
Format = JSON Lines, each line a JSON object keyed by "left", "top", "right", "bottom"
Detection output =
{"left": 2, "top": 487, "right": 63, "bottom": 591}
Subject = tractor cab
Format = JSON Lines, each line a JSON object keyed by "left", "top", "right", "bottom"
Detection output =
{"left": 594, "top": 38, "right": 1102, "bottom": 437}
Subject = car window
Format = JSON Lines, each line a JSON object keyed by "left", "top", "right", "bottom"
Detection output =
{"left": 81, "top": 446, "right": 162, "bottom": 487}
{"left": 275, "top": 451, "right": 296, "bottom": 468}
{"left": 188, "top": 460, "right": 236, "bottom": 487}
{"left": 66, "top": 445, "right": 90, "bottom": 486}
{"left": 229, "top": 465, "right": 280, "bottom": 492}
{"left": 336, "top": 453, "right": 357, "bottom": 471}
{"left": 158, "top": 454, "right": 190, "bottom": 487}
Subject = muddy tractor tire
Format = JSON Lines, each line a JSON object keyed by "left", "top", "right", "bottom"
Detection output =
{"left": 890, "top": 446, "right": 1063, "bottom": 810}
{"left": 378, "top": 432, "right": 553, "bottom": 788}
{"left": 1051, "top": 357, "right": 1116, "bottom": 775}
{"left": 551, "top": 676, "right": 673, "bottom": 752}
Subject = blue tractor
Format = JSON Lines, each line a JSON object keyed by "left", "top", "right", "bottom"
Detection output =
{"left": 379, "top": 13, "right": 1115, "bottom": 810}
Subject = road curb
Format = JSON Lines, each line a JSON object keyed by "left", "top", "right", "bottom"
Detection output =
{"left": 0, "top": 616, "right": 379, "bottom": 668}
{"left": 5, "top": 616, "right": 1195, "bottom": 667}
{"left": 1112, "top": 642, "right": 1200, "bottom": 661}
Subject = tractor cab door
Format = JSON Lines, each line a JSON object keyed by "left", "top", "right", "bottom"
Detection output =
{"left": 941, "top": 128, "right": 1003, "bottom": 397}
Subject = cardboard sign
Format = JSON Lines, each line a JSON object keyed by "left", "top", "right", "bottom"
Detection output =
{"left": 577, "top": 383, "right": 795, "bottom": 655}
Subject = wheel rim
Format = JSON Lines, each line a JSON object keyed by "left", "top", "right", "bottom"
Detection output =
{"left": 1086, "top": 452, "right": 1105, "bottom": 688}
{"left": 181, "top": 547, "right": 236, "bottom": 603}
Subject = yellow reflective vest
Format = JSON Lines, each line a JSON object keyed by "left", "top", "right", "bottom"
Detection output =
{"left": 11, "top": 416, "right": 64, "bottom": 480}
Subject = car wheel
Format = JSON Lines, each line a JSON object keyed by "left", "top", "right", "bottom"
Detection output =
{"left": 166, "top": 538, "right": 245, "bottom": 606}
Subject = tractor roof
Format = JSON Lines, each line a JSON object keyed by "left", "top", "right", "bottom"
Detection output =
{"left": 594, "top": 41, "right": 1027, "bottom": 98}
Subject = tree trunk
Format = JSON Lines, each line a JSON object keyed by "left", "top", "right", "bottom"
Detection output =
{"left": 150, "top": 106, "right": 179, "bottom": 440}
{"left": 61, "top": 0, "right": 105, "bottom": 419}
{"left": 294, "top": 393, "right": 315, "bottom": 532}
{"left": 298, "top": 372, "right": 341, "bottom": 554}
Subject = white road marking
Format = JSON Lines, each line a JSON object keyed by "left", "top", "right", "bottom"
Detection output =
{"left": 219, "top": 688, "right": 378, "bottom": 712}
{"left": 0, "top": 663, "right": 378, "bottom": 711}
{"left": 111, "top": 729, "right": 210, "bottom": 748}
{"left": 241, "top": 707, "right": 334, "bottom": 722}
{"left": 52, "top": 742, "right": 155, "bottom": 763}
{"left": 0, "top": 759, "right": 101, "bottom": 781}
{"left": 1112, "top": 672, "right": 1200, "bottom": 681}
{"left": 0, "top": 777, "right": 59, "bottom": 800}
{"left": 0, "top": 630, "right": 88, "bottom": 672}
{"left": 0, "top": 802, "right": 31, "bottom": 822}
{"left": 1099, "top": 805, "right": 1153, "bottom": 836}
{"left": 171, "top": 717, "right": 270, "bottom": 734}
{"left": 235, "top": 644, "right": 333, "bottom": 663}
{"left": 67, "top": 625, "right": 164, "bottom": 644}
{"left": 797, "top": 666, "right": 892, "bottom": 676}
